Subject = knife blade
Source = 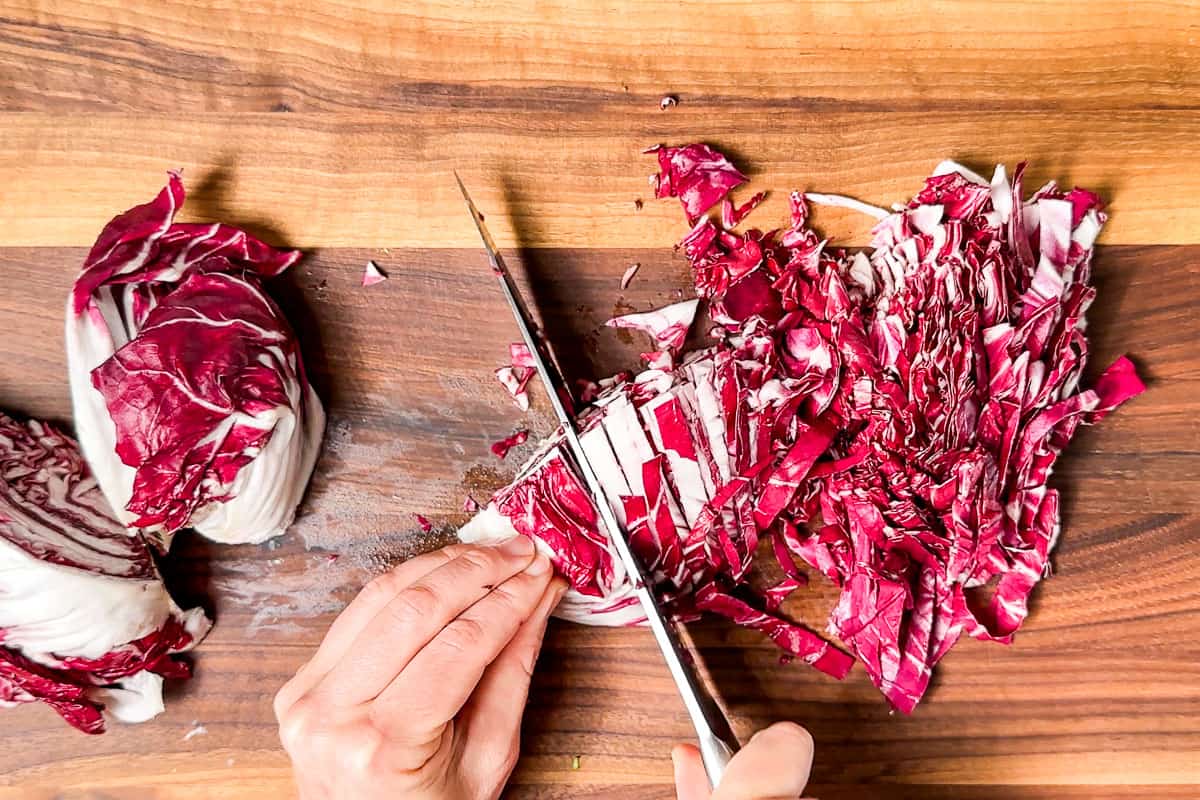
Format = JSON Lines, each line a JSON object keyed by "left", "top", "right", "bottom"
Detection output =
{"left": 455, "top": 173, "right": 739, "bottom": 787}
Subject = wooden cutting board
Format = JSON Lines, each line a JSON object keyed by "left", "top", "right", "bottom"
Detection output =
{"left": 0, "top": 2, "right": 1197, "bottom": 798}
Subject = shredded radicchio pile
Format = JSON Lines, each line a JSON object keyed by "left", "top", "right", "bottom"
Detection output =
{"left": 467, "top": 144, "right": 1143, "bottom": 711}
{"left": 0, "top": 413, "right": 210, "bottom": 733}
{"left": 65, "top": 173, "right": 325, "bottom": 546}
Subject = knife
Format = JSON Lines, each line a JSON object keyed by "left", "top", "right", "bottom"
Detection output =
{"left": 455, "top": 173, "right": 739, "bottom": 788}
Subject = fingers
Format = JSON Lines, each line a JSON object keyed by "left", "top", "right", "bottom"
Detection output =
{"left": 275, "top": 545, "right": 472, "bottom": 718}
{"left": 370, "top": 552, "right": 556, "bottom": 736}
{"left": 672, "top": 744, "right": 712, "bottom": 800}
{"left": 317, "top": 537, "right": 540, "bottom": 706}
{"left": 712, "top": 722, "right": 813, "bottom": 800}
{"left": 314, "top": 545, "right": 472, "bottom": 671}
{"left": 458, "top": 577, "right": 567, "bottom": 777}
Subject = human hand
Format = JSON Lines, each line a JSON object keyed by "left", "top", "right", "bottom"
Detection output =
{"left": 274, "top": 537, "right": 566, "bottom": 800}
{"left": 672, "top": 722, "right": 815, "bottom": 800}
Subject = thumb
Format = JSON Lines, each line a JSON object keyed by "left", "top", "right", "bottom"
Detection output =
{"left": 712, "top": 722, "right": 814, "bottom": 800}
{"left": 672, "top": 743, "right": 711, "bottom": 800}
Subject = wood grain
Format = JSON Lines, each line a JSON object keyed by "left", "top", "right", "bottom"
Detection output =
{"left": 2, "top": 2, "right": 1198, "bottom": 794}
{"left": 2, "top": 110, "right": 1200, "bottom": 248}
{"left": 0, "top": 245, "right": 1196, "bottom": 798}
{"left": 2, "top": 0, "right": 1199, "bottom": 113}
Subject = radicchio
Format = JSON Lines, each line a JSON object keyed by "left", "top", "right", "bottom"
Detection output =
{"left": 606, "top": 298, "right": 700, "bottom": 370}
{"left": 491, "top": 429, "right": 529, "bottom": 460}
{"left": 362, "top": 260, "right": 388, "bottom": 287}
{"left": 496, "top": 342, "right": 536, "bottom": 411}
{"left": 649, "top": 144, "right": 747, "bottom": 223}
{"left": 65, "top": 174, "right": 325, "bottom": 546}
{"left": 462, "top": 356, "right": 853, "bottom": 674}
{"left": 0, "top": 412, "right": 210, "bottom": 733}
{"left": 465, "top": 147, "right": 1142, "bottom": 712}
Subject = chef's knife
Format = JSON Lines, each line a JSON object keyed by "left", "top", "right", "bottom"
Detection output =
{"left": 455, "top": 173, "right": 739, "bottom": 788}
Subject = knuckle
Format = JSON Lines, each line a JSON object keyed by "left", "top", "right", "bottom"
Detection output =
{"left": 494, "top": 740, "right": 520, "bottom": 777}
{"left": 492, "top": 568, "right": 548, "bottom": 608}
{"left": 278, "top": 697, "right": 319, "bottom": 754}
{"left": 456, "top": 547, "right": 499, "bottom": 575}
{"left": 272, "top": 679, "right": 297, "bottom": 722}
{"left": 337, "top": 723, "right": 387, "bottom": 779}
{"left": 361, "top": 569, "right": 407, "bottom": 602}
{"left": 438, "top": 543, "right": 470, "bottom": 560}
{"left": 387, "top": 582, "right": 442, "bottom": 625}
{"left": 438, "top": 615, "right": 488, "bottom": 655}
{"left": 485, "top": 579, "right": 525, "bottom": 610}
{"left": 365, "top": 711, "right": 446, "bottom": 773}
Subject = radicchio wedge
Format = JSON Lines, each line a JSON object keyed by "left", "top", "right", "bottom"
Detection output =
{"left": 0, "top": 411, "right": 209, "bottom": 733}
{"left": 65, "top": 174, "right": 325, "bottom": 546}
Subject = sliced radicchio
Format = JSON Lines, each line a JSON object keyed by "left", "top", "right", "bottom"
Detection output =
{"left": 491, "top": 429, "right": 529, "bottom": 460}
{"left": 0, "top": 412, "right": 210, "bottom": 733}
{"left": 465, "top": 147, "right": 1142, "bottom": 711}
{"left": 495, "top": 342, "right": 537, "bottom": 411}
{"left": 649, "top": 144, "right": 747, "bottom": 223}
{"left": 495, "top": 367, "right": 534, "bottom": 412}
{"left": 65, "top": 173, "right": 325, "bottom": 546}
{"left": 606, "top": 298, "right": 699, "bottom": 359}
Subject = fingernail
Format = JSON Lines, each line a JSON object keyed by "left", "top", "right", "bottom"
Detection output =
{"left": 498, "top": 536, "right": 535, "bottom": 558}
{"left": 525, "top": 554, "right": 552, "bottom": 576}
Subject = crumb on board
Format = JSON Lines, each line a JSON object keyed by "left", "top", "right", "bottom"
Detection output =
{"left": 462, "top": 463, "right": 510, "bottom": 499}
{"left": 572, "top": 755, "right": 581, "bottom": 770}
{"left": 620, "top": 262, "right": 641, "bottom": 290}
{"left": 183, "top": 721, "right": 208, "bottom": 741}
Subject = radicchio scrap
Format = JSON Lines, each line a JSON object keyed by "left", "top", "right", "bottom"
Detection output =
{"left": 606, "top": 298, "right": 700, "bottom": 365}
{"left": 491, "top": 429, "right": 529, "bottom": 460}
{"left": 495, "top": 342, "right": 537, "bottom": 411}
{"left": 649, "top": 143, "right": 747, "bottom": 223}
{"left": 65, "top": 173, "right": 325, "bottom": 546}
{"left": 362, "top": 260, "right": 388, "bottom": 287}
{"left": 465, "top": 147, "right": 1142, "bottom": 712}
{"left": 620, "top": 263, "right": 641, "bottom": 289}
{"left": 0, "top": 412, "right": 210, "bottom": 733}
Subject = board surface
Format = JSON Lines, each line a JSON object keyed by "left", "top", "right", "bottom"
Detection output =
{"left": 1, "top": 3, "right": 1198, "bottom": 798}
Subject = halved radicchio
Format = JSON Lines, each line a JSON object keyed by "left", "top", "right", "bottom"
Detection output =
{"left": 0, "top": 411, "right": 210, "bottom": 733}
{"left": 463, "top": 146, "right": 1143, "bottom": 712}
{"left": 65, "top": 174, "right": 325, "bottom": 546}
